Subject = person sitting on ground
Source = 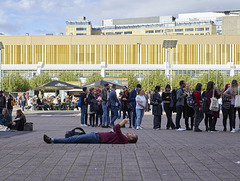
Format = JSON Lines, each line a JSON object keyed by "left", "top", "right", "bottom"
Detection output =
{"left": 0, "top": 108, "right": 12, "bottom": 127}
{"left": 43, "top": 119, "right": 138, "bottom": 144}
{"left": 10, "top": 109, "right": 26, "bottom": 131}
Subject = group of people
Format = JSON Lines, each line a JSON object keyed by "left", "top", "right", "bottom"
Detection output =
{"left": 0, "top": 91, "right": 27, "bottom": 131}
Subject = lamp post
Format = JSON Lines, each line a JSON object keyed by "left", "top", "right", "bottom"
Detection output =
{"left": 0, "top": 41, "right": 4, "bottom": 91}
{"left": 163, "top": 39, "right": 178, "bottom": 88}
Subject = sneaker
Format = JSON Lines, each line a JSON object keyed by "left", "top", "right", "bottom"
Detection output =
{"left": 139, "top": 126, "right": 143, "bottom": 130}
{"left": 136, "top": 126, "right": 140, "bottom": 130}
{"left": 101, "top": 125, "right": 107, "bottom": 128}
{"left": 158, "top": 128, "right": 161, "bottom": 130}
{"left": 43, "top": 134, "right": 52, "bottom": 144}
{"left": 81, "top": 124, "right": 87, "bottom": 127}
{"left": 194, "top": 128, "right": 202, "bottom": 132}
{"left": 176, "top": 128, "right": 185, "bottom": 131}
{"left": 223, "top": 128, "right": 227, "bottom": 132}
{"left": 231, "top": 129, "right": 236, "bottom": 133}
{"left": 186, "top": 127, "right": 192, "bottom": 131}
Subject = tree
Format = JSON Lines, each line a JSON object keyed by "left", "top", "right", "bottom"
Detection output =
{"left": 30, "top": 74, "right": 52, "bottom": 89}
{"left": 85, "top": 73, "right": 103, "bottom": 84}
{"left": 127, "top": 73, "right": 140, "bottom": 91}
{"left": 2, "top": 74, "right": 30, "bottom": 92}
{"left": 58, "top": 72, "right": 79, "bottom": 82}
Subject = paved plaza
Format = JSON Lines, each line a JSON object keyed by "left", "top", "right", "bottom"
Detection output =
{"left": 0, "top": 109, "right": 240, "bottom": 181}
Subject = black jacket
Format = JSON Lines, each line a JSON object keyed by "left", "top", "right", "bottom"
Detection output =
{"left": 150, "top": 90, "right": 162, "bottom": 116}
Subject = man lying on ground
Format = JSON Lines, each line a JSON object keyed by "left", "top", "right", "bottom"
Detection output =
{"left": 43, "top": 119, "right": 138, "bottom": 144}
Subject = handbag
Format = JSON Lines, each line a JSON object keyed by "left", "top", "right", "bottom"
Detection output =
{"left": 235, "top": 89, "right": 240, "bottom": 108}
{"left": 24, "top": 122, "right": 33, "bottom": 131}
{"left": 209, "top": 89, "right": 219, "bottom": 112}
{"left": 65, "top": 127, "right": 86, "bottom": 138}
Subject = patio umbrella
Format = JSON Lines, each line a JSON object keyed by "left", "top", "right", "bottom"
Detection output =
{"left": 33, "top": 80, "right": 82, "bottom": 90}
{"left": 82, "top": 80, "right": 124, "bottom": 89}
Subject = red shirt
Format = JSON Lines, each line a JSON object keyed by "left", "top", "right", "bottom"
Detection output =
{"left": 194, "top": 91, "right": 201, "bottom": 108}
{"left": 97, "top": 124, "right": 128, "bottom": 144}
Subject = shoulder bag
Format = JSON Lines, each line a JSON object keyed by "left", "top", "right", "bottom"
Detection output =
{"left": 209, "top": 89, "right": 219, "bottom": 112}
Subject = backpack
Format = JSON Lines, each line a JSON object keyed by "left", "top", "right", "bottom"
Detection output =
{"left": 170, "top": 89, "right": 177, "bottom": 112}
{"left": 65, "top": 127, "right": 86, "bottom": 138}
{"left": 187, "top": 91, "right": 196, "bottom": 108}
{"left": 77, "top": 97, "right": 82, "bottom": 107}
{"left": 202, "top": 92, "right": 210, "bottom": 114}
{"left": 0, "top": 96, "right": 4, "bottom": 107}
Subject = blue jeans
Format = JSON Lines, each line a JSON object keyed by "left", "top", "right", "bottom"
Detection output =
{"left": 110, "top": 106, "right": 118, "bottom": 125}
{"left": 102, "top": 103, "right": 109, "bottom": 126}
{"left": 136, "top": 109, "right": 144, "bottom": 127}
{"left": 96, "top": 112, "right": 102, "bottom": 125}
{"left": 81, "top": 105, "right": 86, "bottom": 124}
{"left": 53, "top": 132, "right": 101, "bottom": 143}
{"left": 118, "top": 102, "right": 122, "bottom": 119}
{"left": 22, "top": 101, "right": 26, "bottom": 111}
{"left": 8, "top": 109, "right": 13, "bottom": 121}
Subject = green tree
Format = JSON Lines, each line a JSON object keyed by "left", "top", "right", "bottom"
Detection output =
{"left": 2, "top": 74, "right": 30, "bottom": 92}
{"left": 30, "top": 74, "right": 52, "bottom": 89}
{"left": 58, "top": 72, "right": 79, "bottom": 82}
{"left": 85, "top": 73, "right": 103, "bottom": 84}
{"left": 127, "top": 73, "right": 140, "bottom": 91}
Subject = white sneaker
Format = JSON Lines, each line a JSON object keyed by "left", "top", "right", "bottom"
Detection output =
{"left": 81, "top": 124, "right": 88, "bottom": 127}
{"left": 176, "top": 128, "right": 185, "bottom": 131}
{"left": 139, "top": 126, "right": 143, "bottom": 130}
{"left": 231, "top": 129, "right": 236, "bottom": 133}
{"left": 136, "top": 126, "right": 140, "bottom": 130}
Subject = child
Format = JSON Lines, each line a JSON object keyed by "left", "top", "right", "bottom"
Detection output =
{"left": 11, "top": 109, "right": 26, "bottom": 131}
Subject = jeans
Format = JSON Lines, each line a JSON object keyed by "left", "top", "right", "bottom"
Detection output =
{"left": 81, "top": 105, "right": 86, "bottom": 124}
{"left": 102, "top": 103, "right": 110, "bottom": 126}
{"left": 164, "top": 103, "right": 175, "bottom": 129}
{"left": 118, "top": 102, "right": 122, "bottom": 119}
{"left": 193, "top": 105, "right": 204, "bottom": 128}
{"left": 110, "top": 106, "right": 118, "bottom": 125}
{"left": 96, "top": 112, "right": 102, "bottom": 125}
{"left": 175, "top": 105, "right": 184, "bottom": 129}
{"left": 8, "top": 109, "right": 13, "bottom": 121}
{"left": 222, "top": 106, "right": 231, "bottom": 130}
{"left": 53, "top": 132, "right": 101, "bottom": 143}
{"left": 136, "top": 109, "right": 144, "bottom": 127}
{"left": 22, "top": 101, "right": 26, "bottom": 111}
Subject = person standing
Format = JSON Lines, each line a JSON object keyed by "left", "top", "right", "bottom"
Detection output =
{"left": 0, "top": 91, "right": 6, "bottom": 114}
{"left": 206, "top": 81, "right": 220, "bottom": 132}
{"left": 136, "top": 90, "right": 146, "bottom": 130}
{"left": 101, "top": 83, "right": 110, "bottom": 128}
{"left": 175, "top": 80, "right": 187, "bottom": 131}
{"left": 222, "top": 84, "right": 231, "bottom": 131}
{"left": 144, "top": 91, "right": 149, "bottom": 112}
{"left": 87, "top": 88, "right": 96, "bottom": 127}
{"left": 21, "top": 93, "right": 26, "bottom": 112}
{"left": 129, "top": 84, "right": 142, "bottom": 128}
{"left": 162, "top": 84, "right": 175, "bottom": 130}
{"left": 109, "top": 84, "right": 119, "bottom": 127}
{"left": 193, "top": 83, "right": 204, "bottom": 132}
{"left": 151, "top": 86, "right": 162, "bottom": 130}
{"left": 224, "top": 80, "right": 240, "bottom": 133}
{"left": 7, "top": 94, "right": 14, "bottom": 121}
{"left": 121, "top": 87, "right": 132, "bottom": 128}
{"left": 184, "top": 84, "right": 195, "bottom": 130}
{"left": 80, "top": 87, "right": 88, "bottom": 127}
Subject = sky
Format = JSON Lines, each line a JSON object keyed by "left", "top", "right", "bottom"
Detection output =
{"left": 0, "top": 0, "right": 239, "bottom": 35}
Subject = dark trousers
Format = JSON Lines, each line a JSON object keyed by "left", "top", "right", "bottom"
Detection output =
{"left": 89, "top": 114, "right": 95, "bottom": 126}
{"left": 185, "top": 117, "right": 194, "bottom": 129}
{"left": 230, "top": 105, "right": 240, "bottom": 130}
{"left": 206, "top": 114, "right": 217, "bottom": 131}
{"left": 123, "top": 110, "right": 131, "bottom": 126}
{"left": 153, "top": 115, "right": 161, "bottom": 129}
{"left": 193, "top": 106, "right": 204, "bottom": 128}
{"left": 222, "top": 107, "right": 232, "bottom": 130}
{"left": 204, "top": 113, "right": 210, "bottom": 130}
{"left": 175, "top": 105, "right": 184, "bottom": 129}
{"left": 131, "top": 105, "right": 137, "bottom": 127}
{"left": 85, "top": 106, "right": 88, "bottom": 125}
{"left": 164, "top": 103, "right": 175, "bottom": 129}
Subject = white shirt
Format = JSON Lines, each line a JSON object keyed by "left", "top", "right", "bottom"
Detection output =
{"left": 136, "top": 95, "right": 146, "bottom": 110}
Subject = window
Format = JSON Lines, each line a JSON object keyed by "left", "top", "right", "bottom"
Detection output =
{"left": 195, "top": 28, "right": 204, "bottom": 31}
{"left": 106, "top": 32, "right": 114, "bottom": 35}
{"left": 200, "top": 33, "right": 204, "bottom": 35}
{"left": 165, "top": 29, "right": 173, "bottom": 32}
{"left": 185, "top": 28, "right": 194, "bottom": 31}
{"left": 176, "top": 33, "right": 184, "bottom": 35}
{"left": 175, "top": 29, "right": 183, "bottom": 32}
{"left": 76, "top": 28, "right": 87, "bottom": 31}
{"left": 124, "top": 31, "right": 132, "bottom": 35}
{"left": 205, "top": 27, "right": 209, "bottom": 31}
{"left": 155, "top": 30, "right": 163, "bottom": 33}
{"left": 115, "top": 32, "right": 122, "bottom": 35}
{"left": 145, "top": 30, "right": 154, "bottom": 34}
{"left": 76, "top": 33, "right": 87, "bottom": 35}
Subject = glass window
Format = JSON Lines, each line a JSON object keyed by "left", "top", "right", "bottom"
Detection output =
{"left": 145, "top": 30, "right": 154, "bottom": 34}
{"left": 115, "top": 32, "right": 122, "bottom": 35}
{"left": 176, "top": 33, "right": 184, "bottom": 35}
{"left": 124, "top": 31, "right": 132, "bottom": 35}
{"left": 205, "top": 27, "right": 209, "bottom": 31}
{"left": 165, "top": 29, "right": 173, "bottom": 32}
{"left": 76, "top": 33, "right": 87, "bottom": 35}
{"left": 155, "top": 30, "right": 163, "bottom": 33}
{"left": 185, "top": 28, "right": 194, "bottom": 31}
{"left": 175, "top": 29, "right": 183, "bottom": 32}
{"left": 76, "top": 28, "right": 87, "bottom": 31}
{"left": 195, "top": 28, "right": 204, "bottom": 31}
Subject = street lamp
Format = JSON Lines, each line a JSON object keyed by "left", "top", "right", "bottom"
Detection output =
{"left": 163, "top": 39, "right": 178, "bottom": 88}
{"left": 0, "top": 41, "right": 4, "bottom": 91}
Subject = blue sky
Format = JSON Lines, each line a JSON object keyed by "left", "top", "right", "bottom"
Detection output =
{"left": 0, "top": 0, "right": 239, "bottom": 35}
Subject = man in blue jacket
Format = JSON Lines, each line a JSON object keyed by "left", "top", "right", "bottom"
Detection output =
{"left": 129, "top": 84, "right": 142, "bottom": 128}
{"left": 109, "top": 84, "right": 119, "bottom": 127}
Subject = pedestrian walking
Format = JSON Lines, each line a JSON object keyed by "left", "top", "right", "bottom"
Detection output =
{"left": 136, "top": 89, "right": 146, "bottom": 130}
{"left": 151, "top": 86, "right": 162, "bottom": 130}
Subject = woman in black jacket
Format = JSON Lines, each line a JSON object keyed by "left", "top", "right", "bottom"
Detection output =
{"left": 150, "top": 86, "right": 162, "bottom": 130}
{"left": 87, "top": 88, "right": 96, "bottom": 127}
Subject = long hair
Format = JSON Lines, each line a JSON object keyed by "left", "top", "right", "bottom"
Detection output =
{"left": 16, "top": 109, "right": 26, "bottom": 123}
{"left": 223, "top": 84, "right": 230, "bottom": 93}
{"left": 206, "top": 81, "right": 214, "bottom": 93}
{"left": 230, "top": 80, "right": 238, "bottom": 95}
{"left": 165, "top": 84, "right": 171, "bottom": 91}
{"left": 195, "top": 83, "right": 202, "bottom": 92}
